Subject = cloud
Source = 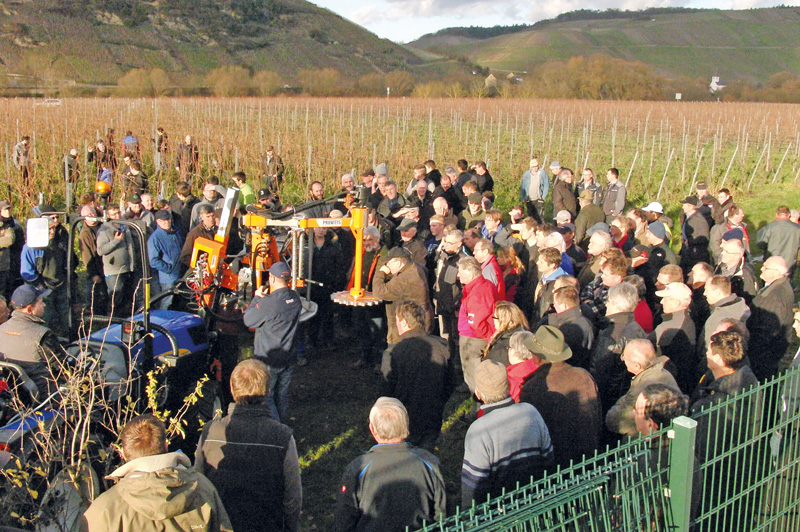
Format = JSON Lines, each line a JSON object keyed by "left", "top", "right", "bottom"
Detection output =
{"left": 352, "top": 0, "right": 520, "bottom": 26}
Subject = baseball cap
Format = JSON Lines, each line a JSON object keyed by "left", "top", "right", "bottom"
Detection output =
{"left": 268, "top": 261, "right": 291, "bottom": 278}
{"left": 549, "top": 161, "right": 561, "bottom": 169}
{"left": 722, "top": 228, "right": 744, "bottom": 242}
{"left": 578, "top": 189, "right": 594, "bottom": 201}
{"left": 696, "top": 181, "right": 708, "bottom": 190}
{"left": 655, "top": 282, "right": 692, "bottom": 302}
{"left": 126, "top": 193, "right": 142, "bottom": 204}
{"left": 0, "top": 200, "right": 11, "bottom": 210}
{"left": 680, "top": 196, "right": 700, "bottom": 207}
{"left": 630, "top": 244, "right": 651, "bottom": 259}
{"left": 555, "top": 210, "right": 571, "bottom": 222}
{"left": 258, "top": 188, "right": 271, "bottom": 200}
{"left": 557, "top": 223, "right": 576, "bottom": 235}
{"left": 154, "top": 209, "right": 172, "bottom": 221}
{"left": 11, "top": 284, "right": 51, "bottom": 309}
{"left": 643, "top": 201, "right": 664, "bottom": 214}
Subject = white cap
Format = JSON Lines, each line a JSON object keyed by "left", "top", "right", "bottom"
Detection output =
{"left": 555, "top": 210, "right": 572, "bottom": 222}
{"left": 643, "top": 201, "right": 664, "bottom": 214}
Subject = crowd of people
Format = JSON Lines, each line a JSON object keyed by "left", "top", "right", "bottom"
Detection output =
{"left": 1, "top": 132, "right": 799, "bottom": 531}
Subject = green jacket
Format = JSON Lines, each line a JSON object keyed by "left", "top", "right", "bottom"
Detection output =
{"left": 81, "top": 452, "right": 232, "bottom": 532}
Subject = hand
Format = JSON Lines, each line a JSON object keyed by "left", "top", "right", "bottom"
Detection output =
{"left": 255, "top": 285, "right": 269, "bottom": 298}
{"left": 380, "top": 265, "right": 391, "bottom": 275}
{"left": 114, "top": 231, "right": 124, "bottom": 241}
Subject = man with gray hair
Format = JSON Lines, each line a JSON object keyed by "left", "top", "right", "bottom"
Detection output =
{"left": 748, "top": 255, "right": 795, "bottom": 380}
{"left": 591, "top": 282, "right": 649, "bottom": 412}
{"left": 606, "top": 339, "right": 679, "bottom": 438}
{"left": 462, "top": 360, "right": 553, "bottom": 507}
{"left": 577, "top": 230, "right": 613, "bottom": 287}
{"left": 334, "top": 397, "right": 445, "bottom": 532}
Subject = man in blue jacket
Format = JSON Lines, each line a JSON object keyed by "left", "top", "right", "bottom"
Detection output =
{"left": 520, "top": 158, "right": 550, "bottom": 223}
{"left": 243, "top": 261, "right": 302, "bottom": 424}
{"left": 147, "top": 210, "right": 183, "bottom": 310}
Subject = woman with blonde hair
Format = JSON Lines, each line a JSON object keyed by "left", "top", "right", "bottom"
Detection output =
{"left": 495, "top": 246, "right": 525, "bottom": 302}
{"left": 483, "top": 301, "right": 529, "bottom": 366}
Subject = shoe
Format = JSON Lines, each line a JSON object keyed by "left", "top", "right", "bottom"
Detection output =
{"left": 297, "top": 356, "right": 308, "bottom": 367}
{"left": 349, "top": 360, "right": 365, "bottom": 370}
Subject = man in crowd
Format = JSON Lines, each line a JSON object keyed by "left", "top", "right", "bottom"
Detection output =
{"left": 545, "top": 285, "right": 594, "bottom": 370}
{"left": 602, "top": 168, "right": 626, "bottom": 222}
{"left": 575, "top": 189, "right": 605, "bottom": 247}
{"left": 82, "top": 415, "right": 231, "bottom": 532}
{"left": 519, "top": 326, "right": 601, "bottom": 467}
{"left": 0, "top": 284, "right": 64, "bottom": 398}
{"left": 243, "top": 262, "right": 302, "bottom": 424}
{"left": 334, "top": 397, "right": 445, "bottom": 532}
{"left": 757, "top": 205, "right": 800, "bottom": 275}
{"left": 148, "top": 210, "right": 183, "bottom": 310}
{"left": 679, "top": 196, "right": 711, "bottom": 274}
{"left": 653, "top": 282, "right": 696, "bottom": 393}
{"left": 175, "top": 134, "right": 199, "bottom": 181}
{"left": 381, "top": 301, "right": 450, "bottom": 451}
{"left": 434, "top": 229, "right": 467, "bottom": 367}
{"left": 645, "top": 221, "right": 678, "bottom": 266}
{"left": 373, "top": 247, "right": 431, "bottom": 347}
{"left": 457, "top": 257, "right": 497, "bottom": 393}
{"left": 97, "top": 204, "right": 136, "bottom": 317}
{"left": 748, "top": 256, "right": 795, "bottom": 380}
{"left": 196, "top": 359, "right": 301, "bottom": 532}
{"left": 473, "top": 238, "right": 505, "bottom": 300}
{"left": 520, "top": 158, "right": 549, "bottom": 222}
{"left": 606, "top": 339, "right": 679, "bottom": 439}
{"left": 462, "top": 360, "right": 553, "bottom": 507}
{"left": 262, "top": 145, "right": 285, "bottom": 192}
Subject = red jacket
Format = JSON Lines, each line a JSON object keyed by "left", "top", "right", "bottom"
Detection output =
{"left": 482, "top": 255, "right": 506, "bottom": 301}
{"left": 458, "top": 275, "right": 497, "bottom": 340}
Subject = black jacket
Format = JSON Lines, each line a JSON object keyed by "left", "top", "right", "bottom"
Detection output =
{"left": 748, "top": 276, "right": 795, "bottom": 380}
{"left": 195, "top": 403, "right": 301, "bottom": 532}
{"left": 380, "top": 329, "right": 451, "bottom": 445}
{"left": 546, "top": 306, "right": 595, "bottom": 370}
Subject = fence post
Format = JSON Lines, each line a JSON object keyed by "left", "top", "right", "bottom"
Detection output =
{"left": 668, "top": 415, "right": 697, "bottom": 532}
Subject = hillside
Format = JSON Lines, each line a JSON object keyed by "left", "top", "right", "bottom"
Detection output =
{"left": 0, "top": 0, "right": 426, "bottom": 87}
{"left": 409, "top": 7, "right": 800, "bottom": 83}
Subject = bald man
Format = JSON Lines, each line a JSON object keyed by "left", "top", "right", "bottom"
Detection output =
{"left": 748, "top": 256, "right": 795, "bottom": 380}
{"left": 606, "top": 339, "right": 679, "bottom": 438}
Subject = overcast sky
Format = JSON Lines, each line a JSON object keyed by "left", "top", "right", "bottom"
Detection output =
{"left": 311, "top": 0, "right": 799, "bottom": 43}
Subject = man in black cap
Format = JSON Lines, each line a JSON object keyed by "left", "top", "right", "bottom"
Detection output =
{"left": 0, "top": 284, "right": 63, "bottom": 399}
{"left": 397, "top": 217, "right": 427, "bottom": 269}
{"left": 645, "top": 221, "right": 678, "bottom": 266}
{"left": 679, "top": 196, "right": 710, "bottom": 274}
{"left": 694, "top": 181, "right": 719, "bottom": 229}
{"left": 243, "top": 261, "right": 302, "bottom": 424}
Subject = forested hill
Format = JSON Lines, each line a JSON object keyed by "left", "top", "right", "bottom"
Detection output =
{"left": 409, "top": 7, "right": 800, "bottom": 83}
{"left": 0, "top": 0, "right": 421, "bottom": 87}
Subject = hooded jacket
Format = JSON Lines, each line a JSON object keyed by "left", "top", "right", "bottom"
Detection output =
{"left": 81, "top": 452, "right": 232, "bottom": 532}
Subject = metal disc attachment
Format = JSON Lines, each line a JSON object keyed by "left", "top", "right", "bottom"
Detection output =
{"left": 331, "top": 291, "right": 382, "bottom": 307}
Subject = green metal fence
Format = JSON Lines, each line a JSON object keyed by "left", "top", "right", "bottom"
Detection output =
{"left": 419, "top": 363, "right": 800, "bottom": 532}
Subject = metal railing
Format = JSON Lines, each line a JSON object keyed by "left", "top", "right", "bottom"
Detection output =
{"left": 418, "top": 363, "right": 800, "bottom": 532}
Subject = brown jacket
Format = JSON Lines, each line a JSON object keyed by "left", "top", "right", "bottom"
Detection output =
{"left": 373, "top": 262, "right": 432, "bottom": 345}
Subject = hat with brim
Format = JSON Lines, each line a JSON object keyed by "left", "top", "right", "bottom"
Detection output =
{"left": 522, "top": 325, "right": 572, "bottom": 362}
{"left": 154, "top": 209, "right": 172, "bottom": 221}
{"left": 578, "top": 189, "right": 594, "bottom": 201}
{"left": 397, "top": 218, "right": 417, "bottom": 231}
{"left": 557, "top": 223, "right": 576, "bottom": 235}
{"left": 680, "top": 196, "right": 700, "bottom": 207}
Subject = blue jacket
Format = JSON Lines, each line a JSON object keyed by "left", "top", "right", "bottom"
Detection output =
{"left": 147, "top": 227, "right": 183, "bottom": 284}
{"left": 520, "top": 168, "right": 550, "bottom": 202}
